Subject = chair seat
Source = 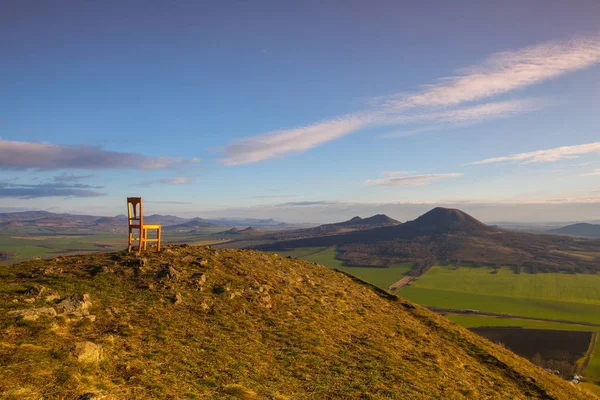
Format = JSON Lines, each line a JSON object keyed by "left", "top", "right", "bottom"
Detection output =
{"left": 143, "top": 224, "right": 162, "bottom": 230}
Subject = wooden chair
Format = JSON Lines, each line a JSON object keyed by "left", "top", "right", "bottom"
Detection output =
{"left": 127, "top": 197, "right": 161, "bottom": 254}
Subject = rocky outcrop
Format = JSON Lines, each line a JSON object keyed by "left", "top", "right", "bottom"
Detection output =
{"left": 55, "top": 293, "right": 93, "bottom": 320}
{"left": 9, "top": 307, "right": 57, "bottom": 321}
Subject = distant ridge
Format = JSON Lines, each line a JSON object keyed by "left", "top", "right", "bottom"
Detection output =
{"left": 549, "top": 222, "right": 600, "bottom": 238}
{"left": 258, "top": 207, "right": 600, "bottom": 272}
{"left": 164, "top": 218, "right": 218, "bottom": 232}
{"left": 261, "top": 214, "right": 401, "bottom": 241}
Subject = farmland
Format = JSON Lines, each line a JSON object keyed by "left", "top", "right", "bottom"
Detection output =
{"left": 470, "top": 327, "right": 592, "bottom": 378}
{"left": 447, "top": 315, "right": 600, "bottom": 331}
{"left": 273, "top": 246, "right": 414, "bottom": 290}
{"left": 403, "top": 265, "right": 600, "bottom": 305}
{"left": 0, "top": 233, "right": 124, "bottom": 264}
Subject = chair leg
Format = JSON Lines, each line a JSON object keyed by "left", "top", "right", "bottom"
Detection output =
{"left": 138, "top": 228, "right": 143, "bottom": 255}
{"left": 156, "top": 227, "right": 161, "bottom": 252}
{"left": 127, "top": 228, "right": 132, "bottom": 252}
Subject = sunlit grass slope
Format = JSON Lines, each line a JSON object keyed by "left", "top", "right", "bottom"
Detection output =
{"left": 0, "top": 246, "right": 595, "bottom": 399}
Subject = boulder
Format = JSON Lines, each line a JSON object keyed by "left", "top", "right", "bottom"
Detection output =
{"left": 173, "top": 292, "right": 183, "bottom": 305}
{"left": 157, "top": 264, "right": 180, "bottom": 281}
{"left": 9, "top": 307, "right": 57, "bottom": 321}
{"left": 72, "top": 341, "right": 103, "bottom": 364}
{"left": 55, "top": 293, "right": 92, "bottom": 315}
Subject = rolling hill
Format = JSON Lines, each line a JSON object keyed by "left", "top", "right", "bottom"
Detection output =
{"left": 260, "top": 214, "right": 401, "bottom": 241}
{"left": 163, "top": 218, "right": 219, "bottom": 233}
{"left": 0, "top": 245, "right": 594, "bottom": 399}
{"left": 258, "top": 207, "right": 600, "bottom": 272}
{"left": 550, "top": 223, "right": 600, "bottom": 238}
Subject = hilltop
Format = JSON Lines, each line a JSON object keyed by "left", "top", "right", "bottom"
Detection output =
{"left": 259, "top": 207, "right": 600, "bottom": 272}
{"left": 260, "top": 214, "right": 400, "bottom": 241}
{"left": 550, "top": 223, "right": 600, "bottom": 238}
{"left": 0, "top": 245, "right": 594, "bottom": 399}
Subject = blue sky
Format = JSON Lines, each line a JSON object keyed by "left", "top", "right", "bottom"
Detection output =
{"left": 1, "top": 0, "right": 600, "bottom": 223}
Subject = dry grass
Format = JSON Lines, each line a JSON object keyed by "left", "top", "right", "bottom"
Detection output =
{"left": 0, "top": 245, "right": 596, "bottom": 399}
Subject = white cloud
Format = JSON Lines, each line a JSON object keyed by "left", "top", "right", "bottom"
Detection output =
{"left": 381, "top": 36, "right": 600, "bottom": 109}
{"left": 472, "top": 141, "right": 600, "bottom": 165}
{"left": 0, "top": 139, "right": 197, "bottom": 170}
{"left": 220, "top": 35, "right": 600, "bottom": 165}
{"left": 160, "top": 177, "right": 192, "bottom": 185}
{"left": 584, "top": 169, "right": 600, "bottom": 176}
{"left": 220, "top": 115, "right": 369, "bottom": 166}
{"left": 365, "top": 172, "right": 463, "bottom": 187}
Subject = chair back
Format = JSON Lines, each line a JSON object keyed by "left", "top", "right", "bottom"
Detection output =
{"left": 127, "top": 197, "right": 143, "bottom": 228}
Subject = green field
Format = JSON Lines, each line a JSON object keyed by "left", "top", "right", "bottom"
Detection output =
{"left": 400, "top": 286, "right": 600, "bottom": 325}
{"left": 589, "top": 337, "right": 600, "bottom": 385}
{"left": 274, "top": 247, "right": 414, "bottom": 290}
{"left": 0, "top": 234, "right": 124, "bottom": 264}
{"left": 407, "top": 265, "right": 600, "bottom": 305}
{"left": 447, "top": 315, "right": 599, "bottom": 332}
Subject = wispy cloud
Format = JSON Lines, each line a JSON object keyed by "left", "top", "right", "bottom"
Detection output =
{"left": 53, "top": 173, "right": 95, "bottom": 182}
{"left": 584, "top": 169, "right": 600, "bottom": 176}
{"left": 380, "top": 99, "right": 544, "bottom": 138}
{"left": 220, "top": 35, "right": 600, "bottom": 165}
{"left": 365, "top": 172, "right": 462, "bottom": 187}
{"left": 471, "top": 141, "right": 600, "bottom": 165}
{"left": 379, "top": 36, "right": 600, "bottom": 109}
{"left": 145, "top": 200, "right": 193, "bottom": 205}
{"left": 220, "top": 116, "right": 369, "bottom": 166}
{"left": 245, "top": 194, "right": 296, "bottom": 200}
{"left": 0, "top": 182, "right": 106, "bottom": 199}
{"left": 160, "top": 177, "right": 192, "bottom": 185}
{"left": 0, "top": 139, "right": 199, "bottom": 170}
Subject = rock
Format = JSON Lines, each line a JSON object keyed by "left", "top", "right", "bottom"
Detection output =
{"left": 9, "top": 307, "right": 57, "bottom": 321}
{"left": 192, "top": 272, "right": 207, "bottom": 285}
{"left": 25, "top": 284, "right": 46, "bottom": 297}
{"left": 45, "top": 293, "right": 61, "bottom": 303}
{"left": 173, "top": 292, "right": 183, "bottom": 305}
{"left": 72, "top": 341, "right": 103, "bottom": 364}
{"left": 26, "top": 285, "right": 61, "bottom": 302}
{"left": 157, "top": 264, "right": 180, "bottom": 281}
{"left": 79, "top": 393, "right": 102, "bottom": 400}
{"left": 55, "top": 293, "right": 92, "bottom": 317}
{"left": 83, "top": 315, "right": 97, "bottom": 323}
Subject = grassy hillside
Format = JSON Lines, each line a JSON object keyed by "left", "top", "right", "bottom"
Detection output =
{"left": 0, "top": 245, "right": 595, "bottom": 399}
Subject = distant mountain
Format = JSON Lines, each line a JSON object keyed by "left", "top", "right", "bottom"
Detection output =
{"left": 549, "top": 223, "right": 600, "bottom": 238}
{"left": 204, "top": 217, "right": 287, "bottom": 227}
{"left": 144, "top": 214, "right": 190, "bottom": 226}
{"left": 261, "top": 214, "right": 401, "bottom": 241}
{"left": 258, "top": 207, "right": 600, "bottom": 273}
{"left": 164, "top": 218, "right": 218, "bottom": 232}
{"left": 212, "top": 226, "right": 265, "bottom": 238}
